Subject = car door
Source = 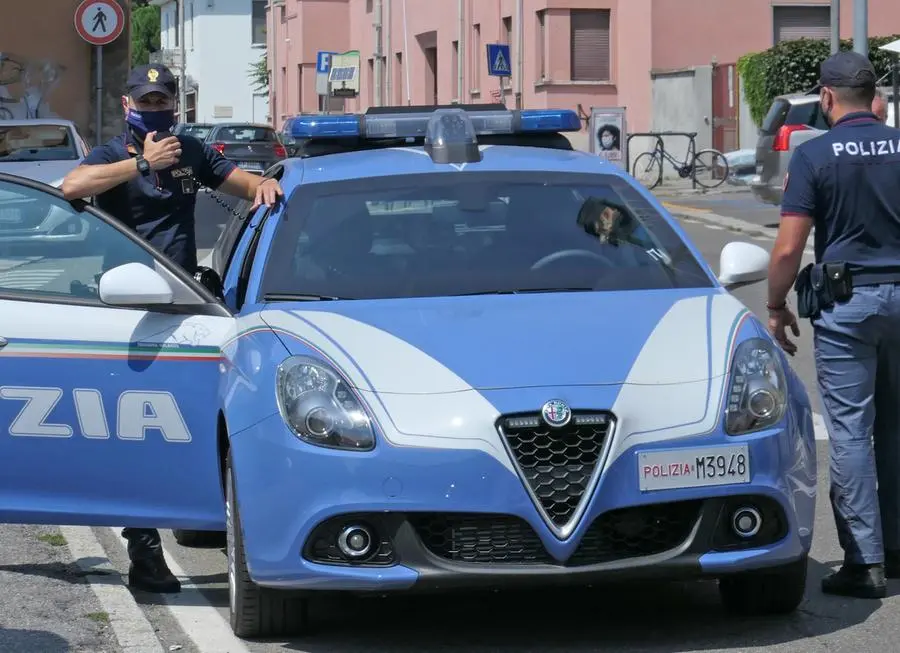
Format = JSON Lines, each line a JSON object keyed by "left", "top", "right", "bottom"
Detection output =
{"left": 0, "top": 173, "right": 234, "bottom": 530}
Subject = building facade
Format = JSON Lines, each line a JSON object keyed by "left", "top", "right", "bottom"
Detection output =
{"left": 152, "top": 0, "right": 270, "bottom": 124}
{"left": 0, "top": 0, "right": 131, "bottom": 145}
{"left": 267, "top": 0, "right": 900, "bottom": 155}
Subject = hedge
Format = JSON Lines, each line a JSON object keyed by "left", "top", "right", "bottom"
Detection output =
{"left": 738, "top": 34, "right": 900, "bottom": 127}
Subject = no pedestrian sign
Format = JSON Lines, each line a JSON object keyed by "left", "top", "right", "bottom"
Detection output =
{"left": 75, "top": 0, "right": 125, "bottom": 46}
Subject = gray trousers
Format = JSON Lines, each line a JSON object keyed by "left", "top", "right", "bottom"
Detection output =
{"left": 814, "top": 283, "right": 900, "bottom": 565}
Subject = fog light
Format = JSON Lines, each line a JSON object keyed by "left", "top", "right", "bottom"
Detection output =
{"left": 731, "top": 507, "right": 762, "bottom": 538}
{"left": 336, "top": 524, "right": 373, "bottom": 558}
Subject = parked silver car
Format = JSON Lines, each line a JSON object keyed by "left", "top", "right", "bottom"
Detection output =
{"left": 750, "top": 87, "right": 895, "bottom": 206}
{"left": 749, "top": 94, "right": 827, "bottom": 205}
{"left": 0, "top": 119, "right": 90, "bottom": 187}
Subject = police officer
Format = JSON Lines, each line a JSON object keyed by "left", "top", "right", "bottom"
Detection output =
{"left": 767, "top": 51, "right": 900, "bottom": 599}
{"left": 61, "top": 63, "right": 284, "bottom": 594}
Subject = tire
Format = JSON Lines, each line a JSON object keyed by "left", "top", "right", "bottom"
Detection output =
{"left": 632, "top": 151, "right": 662, "bottom": 189}
{"left": 173, "top": 529, "right": 226, "bottom": 548}
{"left": 226, "top": 451, "right": 309, "bottom": 638}
{"left": 718, "top": 555, "right": 808, "bottom": 615}
{"left": 691, "top": 148, "right": 730, "bottom": 189}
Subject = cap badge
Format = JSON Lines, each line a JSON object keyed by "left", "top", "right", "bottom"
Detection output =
{"left": 147, "top": 68, "right": 159, "bottom": 82}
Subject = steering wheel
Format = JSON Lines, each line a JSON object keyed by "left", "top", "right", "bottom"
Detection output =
{"left": 530, "top": 248, "right": 616, "bottom": 271}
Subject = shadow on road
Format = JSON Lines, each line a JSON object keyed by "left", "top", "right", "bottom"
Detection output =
{"left": 0, "top": 628, "right": 72, "bottom": 652}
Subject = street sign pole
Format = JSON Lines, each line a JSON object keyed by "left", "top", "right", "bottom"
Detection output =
{"left": 95, "top": 46, "right": 102, "bottom": 147}
{"left": 853, "top": 0, "right": 868, "bottom": 56}
{"left": 74, "top": 0, "right": 124, "bottom": 145}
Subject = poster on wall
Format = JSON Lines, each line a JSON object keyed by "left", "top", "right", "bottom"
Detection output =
{"left": 589, "top": 107, "right": 627, "bottom": 169}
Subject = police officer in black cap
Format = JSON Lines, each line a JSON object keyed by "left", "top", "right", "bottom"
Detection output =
{"left": 767, "top": 50, "right": 900, "bottom": 599}
{"left": 61, "top": 64, "right": 283, "bottom": 593}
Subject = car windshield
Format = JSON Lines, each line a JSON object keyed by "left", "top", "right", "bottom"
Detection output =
{"left": 0, "top": 125, "right": 78, "bottom": 162}
{"left": 259, "top": 172, "right": 712, "bottom": 301}
{"left": 217, "top": 126, "right": 276, "bottom": 142}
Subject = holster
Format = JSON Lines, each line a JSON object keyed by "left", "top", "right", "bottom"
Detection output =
{"left": 795, "top": 262, "right": 853, "bottom": 320}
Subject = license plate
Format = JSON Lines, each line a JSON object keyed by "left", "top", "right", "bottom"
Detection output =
{"left": 237, "top": 161, "right": 262, "bottom": 171}
{"left": 638, "top": 444, "right": 750, "bottom": 491}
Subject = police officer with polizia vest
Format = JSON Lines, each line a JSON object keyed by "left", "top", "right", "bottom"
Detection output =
{"left": 766, "top": 51, "right": 900, "bottom": 599}
{"left": 61, "top": 64, "right": 284, "bottom": 594}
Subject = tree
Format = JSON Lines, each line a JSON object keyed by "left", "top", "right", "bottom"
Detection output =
{"left": 131, "top": 2, "right": 161, "bottom": 67}
{"left": 248, "top": 52, "right": 268, "bottom": 93}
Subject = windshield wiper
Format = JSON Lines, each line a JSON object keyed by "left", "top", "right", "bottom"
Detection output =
{"left": 263, "top": 293, "right": 352, "bottom": 302}
{"left": 453, "top": 287, "right": 595, "bottom": 296}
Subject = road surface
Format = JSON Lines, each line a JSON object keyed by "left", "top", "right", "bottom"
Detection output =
{"left": 4, "top": 193, "right": 898, "bottom": 653}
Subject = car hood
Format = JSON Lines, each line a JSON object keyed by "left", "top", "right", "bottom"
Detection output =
{"left": 0, "top": 159, "right": 79, "bottom": 187}
{"left": 259, "top": 289, "right": 757, "bottom": 395}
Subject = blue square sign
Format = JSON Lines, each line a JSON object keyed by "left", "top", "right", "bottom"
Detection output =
{"left": 316, "top": 51, "right": 336, "bottom": 74}
{"left": 486, "top": 43, "right": 512, "bottom": 77}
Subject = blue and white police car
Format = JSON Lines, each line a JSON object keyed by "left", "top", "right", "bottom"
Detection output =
{"left": 0, "top": 105, "right": 816, "bottom": 638}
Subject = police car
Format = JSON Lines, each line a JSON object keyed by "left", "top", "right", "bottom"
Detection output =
{"left": 0, "top": 105, "right": 816, "bottom": 639}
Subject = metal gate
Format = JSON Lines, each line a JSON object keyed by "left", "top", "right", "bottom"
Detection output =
{"left": 712, "top": 62, "right": 738, "bottom": 153}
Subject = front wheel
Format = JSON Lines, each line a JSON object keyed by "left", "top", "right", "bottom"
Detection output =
{"left": 718, "top": 555, "right": 808, "bottom": 615}
{"left": 691, "top": 148, "right": 730, "bottom": 189}
{"left": 632, "top": 151, "right": 662, "bottom": 189}
{"left": 226, "top": 451, "right": 309, "bottom": 638}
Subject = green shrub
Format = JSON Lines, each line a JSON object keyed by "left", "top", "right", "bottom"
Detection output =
{"left": 739, "top": 34, "right": 900, "bottom": 127}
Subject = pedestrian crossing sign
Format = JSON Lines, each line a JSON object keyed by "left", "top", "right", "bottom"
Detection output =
{"left": 486, "top": 43, "right": 512, "bottom": 77}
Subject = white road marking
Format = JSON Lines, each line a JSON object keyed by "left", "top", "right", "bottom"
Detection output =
{"left": 60, "top": 526, "right": 165, "bottom": 653}
{"left": 813, "top": 411, "right": 828, "bottom": 441}
{"left": 106, "top": 528, "right": 252, "bottom": 653}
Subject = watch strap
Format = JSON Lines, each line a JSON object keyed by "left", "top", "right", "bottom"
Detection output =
{"left": 135, "top": 154, "right": 150, "bottom": 174}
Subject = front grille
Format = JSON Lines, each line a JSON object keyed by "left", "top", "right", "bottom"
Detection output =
{"left": 498, "top": 412, "right": 612, "bottom": 532}
{"left": 411, "top": 500, "right": 701, "bottom": 566}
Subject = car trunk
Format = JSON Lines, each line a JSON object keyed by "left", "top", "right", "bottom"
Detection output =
{"left": 210, "top": 127, "right": 285, "bottom": 173}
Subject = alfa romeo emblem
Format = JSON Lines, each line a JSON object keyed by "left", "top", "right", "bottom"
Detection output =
{"left": 541, "top": 399, "right": 571, "bottom": 428}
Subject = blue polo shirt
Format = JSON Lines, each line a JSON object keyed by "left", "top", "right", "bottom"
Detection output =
{"left": 80, "top": 130, "right": 237, "bottom": 272}
{"left": 781, "top": 111, "right": 900, "bottom": 281}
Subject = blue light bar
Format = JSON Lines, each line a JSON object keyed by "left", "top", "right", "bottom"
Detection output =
{"left": 289, "top": 108, "right": 581, "bottom": 141}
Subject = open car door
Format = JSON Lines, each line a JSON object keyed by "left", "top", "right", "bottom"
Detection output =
{"left": 0, "top": 173, "right": 232, "bottom": 530}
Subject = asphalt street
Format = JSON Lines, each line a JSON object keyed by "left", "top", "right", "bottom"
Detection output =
{"left": 4, "top": 190, "right": 897, "bottom": 653}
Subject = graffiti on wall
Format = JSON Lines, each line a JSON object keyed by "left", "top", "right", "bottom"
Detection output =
{"left": 0, "top": 52, "right": 66, "bottom": 120}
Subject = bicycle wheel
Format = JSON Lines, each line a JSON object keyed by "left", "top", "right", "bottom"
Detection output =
{"left": 691, "top": 149, "right": 730, "bottom": 189}
{"left": 632, "top": 152, "right": 662, "bottom": 189}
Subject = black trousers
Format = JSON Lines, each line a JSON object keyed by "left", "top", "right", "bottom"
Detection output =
{"left": 121, "top": 527, "right": 162, "bottom": 561}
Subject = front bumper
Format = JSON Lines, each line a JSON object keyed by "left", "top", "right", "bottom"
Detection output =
{"left": 230, "top": 410, "right": 816, "bottom": 593}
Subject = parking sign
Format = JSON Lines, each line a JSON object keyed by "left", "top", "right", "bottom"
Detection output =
{"left": 316, "top": 51, "right": 336, "bottom": 96}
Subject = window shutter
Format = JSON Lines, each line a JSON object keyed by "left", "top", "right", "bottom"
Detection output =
{"left": 773, "top": 7, "right": 831, "bottom": 43}
{"left": 570, "top": 10, "right": 610, "bottom": 82}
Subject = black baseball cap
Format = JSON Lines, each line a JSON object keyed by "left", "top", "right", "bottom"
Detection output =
{"left": 126, "top": 64, "right": 176, "bottom": 100}
{"left": 817, "top": 51, "right": 877, "bottom": 88}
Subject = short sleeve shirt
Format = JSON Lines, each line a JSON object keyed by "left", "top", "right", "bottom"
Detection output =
{"left": 80, "top": 131, "right": 237, "bottom": 273}
{"left": 781, "top": 110, "right": 900, "bottom": 271}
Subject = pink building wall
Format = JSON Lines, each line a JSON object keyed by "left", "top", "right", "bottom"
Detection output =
{"left": 267, "top": 0, "right": 900, "bottom": 136}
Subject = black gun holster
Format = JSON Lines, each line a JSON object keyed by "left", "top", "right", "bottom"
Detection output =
{"left": 795, "top": 262, "right": 854, "bottom": 320}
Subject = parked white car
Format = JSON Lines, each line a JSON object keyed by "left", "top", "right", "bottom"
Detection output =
{"left": 0, "top": 119, "right": 91, "bottom": 188}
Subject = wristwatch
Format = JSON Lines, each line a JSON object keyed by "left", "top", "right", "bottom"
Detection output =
{"left": 135, "top": 154, "right": 150, "bottom": 175}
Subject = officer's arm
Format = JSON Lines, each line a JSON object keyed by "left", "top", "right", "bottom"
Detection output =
{"left": 767, "top": 151, "right": 815, "bottom": 308}
{"left": 217, "top": 166, "right": 270, "bottom": 200}
{"left": 61, "top": 147, "right": 138, "bottom": 200}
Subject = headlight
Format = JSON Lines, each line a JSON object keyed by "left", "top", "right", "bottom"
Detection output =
{"left": 275, "top": 356, "right": 375, "bottom": 451}
{"left": 724, "top": 338, "right": 787, "bottom": 435}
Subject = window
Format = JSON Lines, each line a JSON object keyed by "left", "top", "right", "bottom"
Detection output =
{"left": 773, "top": 6, "right": 830, "bottom": 43}
{"left": 188, "top": 0, "right": 194, "bottom": 49}
{"left": 537, "top": 10, "right": 546, "bottom": 80}
{"left": 259, "top": 172, "right": 711, "bottom": 302}
{"left": 0, "top": 182, "right": 154, "bottom": 301}
{"left": 251, "top": 0, "right": 267, "bottom": 46}
{"left": 173, "top": 1, "right": 179, "bottom": 47}
{"left": 452, "top": 40, "right": 459, "bottom": 100}
{"left": 216, "top": 126, "right": 277, "bottom": 142}
{"left": 472, "top": 23, "right": 481, "bottom": 91}
{"left": 0, "top": 125, "right": 78, "bottom": 162}
{"left": 570, "top": 9, "right": 610, "bottom": 82}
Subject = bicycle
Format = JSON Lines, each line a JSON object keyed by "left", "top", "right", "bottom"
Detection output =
{"left": 632, "top": 132, "right": 730, "bottom": 190}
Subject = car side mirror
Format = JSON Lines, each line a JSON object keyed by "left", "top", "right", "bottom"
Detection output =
{"left": 193, "top": 265, "right": 224, "bottom": 300}
{"left": 718, "top": 241, "right": 770, "bottom": 290}
{"left": 99, "top": 262, "right": 174, "bottom": 306}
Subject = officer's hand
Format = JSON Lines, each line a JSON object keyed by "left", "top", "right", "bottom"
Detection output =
{"left": 143, "top": 131, "right": 182, "bottom": 171}
{"left": 767, "top": 307, "right": 800, "bottom": 356}
{"left": 251, "top": 178, "right": 284, "bottom": 211}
